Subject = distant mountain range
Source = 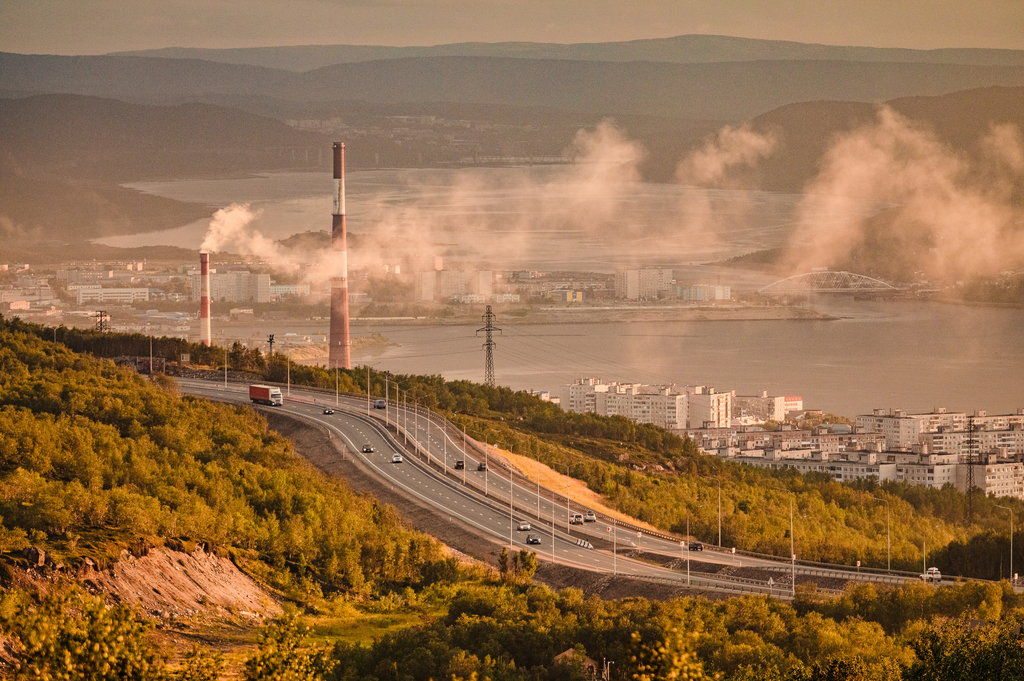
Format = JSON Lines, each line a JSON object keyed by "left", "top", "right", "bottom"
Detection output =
{"left": 109, "top": 35, "right": 1024, "bottom": 72}
{"left": 4, "top": 52, "right": 1024, "bottom": 121}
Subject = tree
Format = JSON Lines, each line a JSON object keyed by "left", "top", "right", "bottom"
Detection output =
{"left": 498, "top": 546, "right": 510, "bottom": 580}
{"left": 631, "top": 628, "right": 721, "bottom": 681}
{"left": 6, "top": 586, "right": 164, "bottom": 680}
{"left": 904, "top": 613, "right": 1024, "bottom": 681}
{"left": 243, "top": 613, "right": 335, "bottom": 681}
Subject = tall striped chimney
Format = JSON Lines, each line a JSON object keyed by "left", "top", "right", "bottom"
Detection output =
{"left": 329, "top": 142, "right": 352, "bottom": 369}
{"left": 199, "top": 252, "right": 211, "bottom": 347}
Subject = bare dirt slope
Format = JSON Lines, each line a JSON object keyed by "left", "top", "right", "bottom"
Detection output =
{"left": 77, "top": 545, "right": 281, "bottom": 621}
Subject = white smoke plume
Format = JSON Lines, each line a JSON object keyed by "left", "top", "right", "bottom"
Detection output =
{"left": 787, "top": 107, "right": 1024, "bottom": 280}
{"left": 197, "top": 120, "right": 779, "bottom": 279}
{"left": 673, "top": 125, "right": 778, "bottom": 250}
{"left": 676, "top": 124, "right": 777, "bottom": 187}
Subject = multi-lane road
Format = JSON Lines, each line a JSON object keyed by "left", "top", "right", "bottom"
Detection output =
{"left": 178, "top": 378, "right": 914, "bottom": 597}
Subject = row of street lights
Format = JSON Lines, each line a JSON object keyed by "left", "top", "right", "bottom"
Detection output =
{"left": 358, "top": 374, "right": 1015, "bottom": 585}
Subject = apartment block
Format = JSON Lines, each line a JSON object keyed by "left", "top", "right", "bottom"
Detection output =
{"left": 614, "top": 268, "right": 673, "bottom": 300}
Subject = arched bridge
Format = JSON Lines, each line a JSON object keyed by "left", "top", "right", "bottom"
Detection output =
{"left": 759, "top": 271, "right": 899, "bottom": 295}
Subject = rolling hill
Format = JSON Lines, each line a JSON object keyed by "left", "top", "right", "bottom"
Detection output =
{"left": 4, "top": 52, "right": 1024, "bottom": 121}
{"left": 110, "top": 34, "right": 1024, "bottom": 72}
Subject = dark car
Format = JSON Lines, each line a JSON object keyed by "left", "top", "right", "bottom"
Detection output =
{"left": 526, "top": 534, "right": 541, "bottom": 545}
{"left": 361, "top": 444, "right": 375, "bottom": 453}
{"left": 322, "top": 408, "right": 335, "bottom": 415}
{"left": 454, "top": 460, "right": 465, "bottom": 470}
{"left": 688, "top": 542, "right": 704, "bottom": 551}
{"left": 477, "top": 461, "right": 487, "bottom": 471}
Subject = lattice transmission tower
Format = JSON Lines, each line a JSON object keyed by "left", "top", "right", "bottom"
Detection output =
{"left": 476, "top": 305, "right": 501, "bottom": 387}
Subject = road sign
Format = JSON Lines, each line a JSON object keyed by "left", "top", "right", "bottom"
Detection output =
{"left": 767, "top": 577, "right": 775, "bottom": 586}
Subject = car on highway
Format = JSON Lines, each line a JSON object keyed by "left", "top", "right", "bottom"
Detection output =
{"left": 921, "top": 567, "right": 942, "bottom": 582}
{"left": 526, "top": 534, "right": 541, "bottom": 545}
{"left": 477, "top": 461, "right": 487, "bottom": 471}
{"left": 569, "top": 513, "right": 584, "bottom": 525}
{"left": 517, "top": 521, "right": 531, "bottom": 531}
{"left": 689, "top": 542, "right": 704, "bottom": 551}
{"left": 322, "top": 408, "right": 335, "bottom": 415}
{"left": 392, "top": 453, "right": 403, "bottom": 464}
{"left": 362, "top": 444, "right": 375, "bottom": 453}
{"left": 584, "top": 511, "right": 597, "bottom": 522}
{"left": 454, "top": 460, "right": 465, "bottom": 470}
{"left": 374, "top": 399, "right": 386, "bottom": 409}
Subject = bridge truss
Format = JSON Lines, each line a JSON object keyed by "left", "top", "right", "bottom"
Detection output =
{"left": 759, "top": 271, "right": 899, "bottom": 295}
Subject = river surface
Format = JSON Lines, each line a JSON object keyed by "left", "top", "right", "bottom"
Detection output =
{"left": 103, "top": 169, "right": 1023, "bottom": 418}
{"left": 358, "top": 298, "right": 1023, "bottom": 418}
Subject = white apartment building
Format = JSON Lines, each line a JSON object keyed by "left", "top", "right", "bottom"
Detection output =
{"left": 733, "top": 392, "right": 787, "bottom": 422}
{"left": 956, "top": 457, "right": 1024, "bottom": 499}
{"left": 855, "top": 409, "right": 925, "bottom": 449}
{"left": 731, "top": 449, "right": 898, "bottom": 483}
{"left": 189, "top": 271, "right": 271, "bottom": 304}
{"left": 414, "top": 270, "right": 493, "bottom": 302}
{"left": 858, "top": 407, "right": 1024, "bottom": 453}
{"left": 270, "top": 284, "right": 310, "bottom": 298}
{"left": 688, "top": 387, "right": 734, "bottom": 429}
{"left": 77, "top": 287, "right": 150, "bottom": 304}
{"left": 614, "top": 268, "right": 673, "bottom": 300}
{"left": 562, "top": 378, "right": 687, "bottom": 430}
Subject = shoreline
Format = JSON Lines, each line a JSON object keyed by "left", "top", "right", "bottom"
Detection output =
{"left": 350, "top": 305, "right": 837, "bottom": 327}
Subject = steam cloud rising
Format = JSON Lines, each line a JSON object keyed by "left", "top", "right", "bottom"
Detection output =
{"left": 198, "top": 109, "right": 1022, "bottom": 287}
{"left": 197, "top": 119, "right": 776, "bottom": 279}
{"left": 788, "top": 107, "right": 1024, "bottom": 280}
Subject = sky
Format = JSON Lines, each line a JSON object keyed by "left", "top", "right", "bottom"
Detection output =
{"left": 2, "top": 0, "right": 1022, "bottom": 55}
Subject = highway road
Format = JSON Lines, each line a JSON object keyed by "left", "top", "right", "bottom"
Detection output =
{"left": 178, "top": 378, "right": 916, "bottom": 597}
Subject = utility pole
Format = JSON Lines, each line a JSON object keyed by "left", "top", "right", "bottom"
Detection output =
{"left": 95, "top": 310, "right": 109, "bottom": 333}
{"left": 267, "top": 334, "right": 275, "bottom": 356}
{"left": 476, "top": 305, "right": 501, "bottom": 388}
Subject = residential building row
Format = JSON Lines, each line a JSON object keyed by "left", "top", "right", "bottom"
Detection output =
{"left": 562, "top": 378, "right": 736, "bottom": 429}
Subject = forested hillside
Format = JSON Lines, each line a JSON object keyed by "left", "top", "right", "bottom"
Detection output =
{"left": 4, "top": 316, "right": 1024, "bottom": 679}
{"left": 10, "top": 316, "right": 1024, "bottom": 580}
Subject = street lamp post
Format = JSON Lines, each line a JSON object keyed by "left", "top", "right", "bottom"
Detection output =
{"left": 868, "top": 495, "right": 891, "bottom": 573}
{"left": 686, "top": 515, "right": 691, "bottom": 586}
{"left": 787, "top": 494, "right": 794, "bottom": 596}
{"left": 999, "top": 504, "right": 1014, "bottom": 583}
{"left": 768, "top": 485, "right": 796, "bottom": 597}
{"left": 565, "top": 464, "right": 571, "bottom": 533}
{"left": 707, "top": 475, "right": 724, "bottom": 548}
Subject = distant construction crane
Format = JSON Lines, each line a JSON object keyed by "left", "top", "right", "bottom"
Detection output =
{"left": 476, "top": 305, "right": 501, "bottom": 388}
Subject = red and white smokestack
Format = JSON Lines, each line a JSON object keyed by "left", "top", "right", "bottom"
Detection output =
{"left": 199, "top": 252, "right": 211, "bottom": 347}
{"left": 328, "top": 142, "right": 352, "bottom": 369}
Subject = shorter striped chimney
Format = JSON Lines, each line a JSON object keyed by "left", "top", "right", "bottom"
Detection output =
{"left": 200, "top": 252, "right": 211, "bottom": 347}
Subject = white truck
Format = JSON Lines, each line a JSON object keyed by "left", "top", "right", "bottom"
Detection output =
{"left": 249, "top": 384, "right": 283, "bottom": 406}
{"left": 920, "top": 567, "right": 942, "bottom": 583}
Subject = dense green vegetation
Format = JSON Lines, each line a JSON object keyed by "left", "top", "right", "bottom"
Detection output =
{"left": 6, "top": 316, "right": 1024, "bottom": 679}
{"left": 8, "top": 316, "right": 1024, "bottom": 578}
{"left": 0, "top": 317, "right": 448, "bottom": 599}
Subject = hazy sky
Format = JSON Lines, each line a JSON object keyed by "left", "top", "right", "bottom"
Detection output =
{"left": 2, "top": 0, "right": 1022, "bottom": 55}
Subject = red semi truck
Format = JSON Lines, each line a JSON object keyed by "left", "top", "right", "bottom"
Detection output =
{"left": 249, "top": 384, "right": 283, "bottom": 406}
